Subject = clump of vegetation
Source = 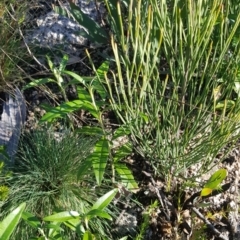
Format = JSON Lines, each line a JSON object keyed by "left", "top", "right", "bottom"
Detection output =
{"left": 1, "top": 129, "right": 114, "bottom": 239}
{"left": 0, "top": 0, "right": 239, "bottom": 239}
{"left": 0, "top": 187, "right": 120, "bottom": 240}
{"left": 104, "top": 0, "right": 240, "bottom": 182}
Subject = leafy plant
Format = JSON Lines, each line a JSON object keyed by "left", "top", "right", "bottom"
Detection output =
{"left": 23, "top": 54, "right": 70, "bottom": 103}
{"left": 24, "top": 55, "right": 138, "bottom": 192}
{"left": 0, "top": 189, "right": 118, "bottom": 240}
{"left": 0, "top": 129, "right": 115, "bottom": 239}
{"left": 200, "top": 169, "right": 228, "bottom": 197}
{"left": 23, "top": 54, "right": 109, "bottom": 124}
{"left": 77, "top": 124, "right": 138, "bottom": 190}
{"left": 18, "top": 189, "right": 118, "bottom": 239}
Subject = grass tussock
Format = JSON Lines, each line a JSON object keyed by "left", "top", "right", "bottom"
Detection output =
{"left": 0, "top": 129, "right": 113, "bottom": 239}
{"left": 105, "top": 0, "right": 240, "bottom": 181}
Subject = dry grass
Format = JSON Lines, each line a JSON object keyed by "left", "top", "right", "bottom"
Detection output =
{"left": 0, "top": 0, "right": 29, "bottom": 90}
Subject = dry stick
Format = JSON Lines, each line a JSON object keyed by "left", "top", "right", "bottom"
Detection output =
{"left": 5, "top": 4, "right": 47, "bottom": 71}
{"left": 142, "top": 171, "right": 176, "bottom": 222}
{"left": 191, "top": 207, "right": 229, "bottom": 240}
{"left": 18, "top": 27, "right": 48, "bottom": 71}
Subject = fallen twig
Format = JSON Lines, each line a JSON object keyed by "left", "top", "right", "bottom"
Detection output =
{"left": 192, "top": 206, "right": 229, "bottom": 240}
{"left": 18, "top": 27, "right": 48, "bottom": 71}
{"left": 142, "top": 171, "right": 177, "bottom": 222}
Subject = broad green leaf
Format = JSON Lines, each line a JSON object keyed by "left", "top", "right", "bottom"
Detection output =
{"left": 93, "top": 61, "right": 109, "bottom": 100}
{"left": 234, "top": 82, "right": 240, "bottom": 98}
{"left": 106, "top": 0, "right": 122, "bottom": 37}
{"left": 23, "top": 78, "right": 55, "bottom": 90}
{"left": 48, "top": 234, "right": 62, "bottom": 240}
{"left": 115, "top": 163, "right": 138, "bottom": 191}
{"left": 83, "top": 231, "right": 94, "bottom": 240}
{"left": 66, "top": 1, "right": 108, "bottom": 44}
{"left": 47, "top": 222, "right": 64, "bottom": 238}
{"left": 39, "top": 103, "right": 53, "bottom": 112}
{"left": 215, "top": 100, "right": 235, "bottom": 110}
{"left": 76, "top": 126, "right": 103, "bottom": 136}
{"left": 77, "top": 87, "right": 92, "bottom": 102}
{"left": 89, "top": 136, "right": 109, "bottom": 185}
{"left": 201, "top": 188, "right": 213, "bottom": 197}
{"left": 22, "top": 211, "right": 41, "bottom": 228}
{"left": 113, "top": 125, "right": 131, "bottom": 140}
{"left": 40, "top": 100, "right": 82, "bottom": 122}
{"left": 40, "top": 91, "right": 98, "bottom": 122}
{"left": 46, "top": 55, "right": 54, "bottom": 71}
{"left": 0, "top": 160, "right": 4, "bottom": 170}
{"left": 91, "top": 188, "right": 118, "bottom": 211}
{"left": 113, "top": 143, "right": 132, "bottom": 163}
{"left": 63, "top": 218, "right": 80, "bottom": 231}
{"left": 44, "top": 211, "right": 80, "bottom": 222}
{"left": 119, "top": 237, "right": 128, "bottom": 240}
{"left": 53, "top": 5, "right": 69, "bottom": 17}
{"left": 80, "top": 101, "right": 99, "bottom": 118}
{"left": 96, "top": 61, "right": 109, "bottom": 79}
{"left": 204, "top": 169, "right": 228, "bottom": 190}
{"left": 45, "top": 223, "right": 63, "bottom": 231}
{"left": 62, "top": 71, "right": 97, "bottom": 87}
{"left": 139, "top": 112, "right": 149, "bottom": 123}
{"left": 0, "top": 202, "right": 26, "bottom": 240}
{"left": 86, "top": 209, "right": 112, "bottom": 220}
{"left": 76, "top": 224, "right": 86, "bottom": 236}
{"left": 59, "top": 54, "right": 69, "bottom": 72}
{"left": 91, "top": 77, "right": 107, "bottom": 101}
{"left": 76, "top": 87, "right": 101, "bottom": 117}
{"left": 63, "top": 70, "right": 87, "bottom": 86}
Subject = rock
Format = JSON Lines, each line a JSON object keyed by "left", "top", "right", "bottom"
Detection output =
{"left": 25, "top": 0, "right": 105, "bottom": 60}
{"left": 0, "top": 88, "right": 26, "bottom": 167}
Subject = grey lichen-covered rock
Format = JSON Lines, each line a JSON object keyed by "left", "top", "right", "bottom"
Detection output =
{"left": 0, "top": 88, "right": 26, "bottom": 166}
{"left": 25, "top": 0, "right": 105, "bottom": 58}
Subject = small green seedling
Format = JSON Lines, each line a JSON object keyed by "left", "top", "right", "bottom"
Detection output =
{"left": 201, "top": 169, "right": 228, "bottom": 197}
